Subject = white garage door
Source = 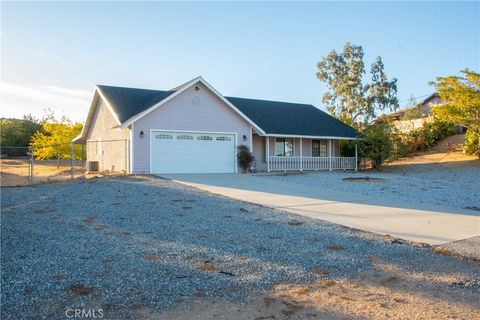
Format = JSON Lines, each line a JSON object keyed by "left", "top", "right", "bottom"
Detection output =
{"left": 151, "top": 131, "right": 236, "bottom": 174}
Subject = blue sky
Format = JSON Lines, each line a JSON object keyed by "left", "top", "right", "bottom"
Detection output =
{"left": 1, "top": 1, "right": 478, "bottom": 121}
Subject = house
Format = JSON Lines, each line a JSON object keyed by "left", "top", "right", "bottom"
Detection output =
{"left": 73, "top": 77, "right": 359, "bottom": 174}
{"left": 383, "top": 93, "right": 443, "bottom": 133}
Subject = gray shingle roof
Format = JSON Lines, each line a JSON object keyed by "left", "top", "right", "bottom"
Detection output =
{"left": 97, "top": 85, "right": 175, "bottom": 123}
{"left": 225, "top": 96, "right": 358, "bottom": 138}
{"left": 96, "top": 85, "right": 358, "bottom": 138}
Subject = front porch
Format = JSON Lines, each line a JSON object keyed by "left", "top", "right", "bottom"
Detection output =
{"left": 251, "top": 135, "right": 358, "bottom": 172}
{"left": 268, "top": 156, "right": 357, "bottom": 171}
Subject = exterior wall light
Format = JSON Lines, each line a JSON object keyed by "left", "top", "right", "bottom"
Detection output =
{"left": 242, "top": 135, "right": 247, "bottom": 142}
{"left": 140, "top": 131, "right": 145, "bottom": 138}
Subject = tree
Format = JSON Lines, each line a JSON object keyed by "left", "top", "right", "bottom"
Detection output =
{"left": 0, "top": 115, "right": 43, "bottom": 148}
{"left": 431, "top": 70, "right": 480, "bottom": 157}
{"left": 30, "top": 116, "right": 83, "bottom": 167}
{"left": 401, "top": 94, "right": 423, "bottom": 120}
{"left": 358, "top": 122, "right": 395, "bottom": 171}
{"left": 316, "top": 42, "right": 399, "bottom": 127}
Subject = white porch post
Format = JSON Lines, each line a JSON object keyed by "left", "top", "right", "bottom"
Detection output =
{"left": 355, "top": 143, "right": 358, "bottom": 171}
{"left": 266, "top": 136, "right": 270, "bottom": 172}
{"left": 299, "top": 138, "right": 303, "bottom": 171}
{"left": 329, "top": 139, "right": 332, "bottom": 171}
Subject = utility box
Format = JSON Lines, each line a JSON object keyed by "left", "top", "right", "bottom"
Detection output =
{"left": 87, "top": 161, "right": 99, "bottom": 172}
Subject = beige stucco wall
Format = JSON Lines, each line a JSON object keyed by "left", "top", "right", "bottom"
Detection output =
{"left": 86, "top": 100, "right": 129, "bottom": 172}
{"left": 132, "top": 82, "right": 251, "bottom": 174}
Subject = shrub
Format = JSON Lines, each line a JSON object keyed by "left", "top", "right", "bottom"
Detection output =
{"left": 237, "top": 145, "right": 255, "bottom": 173}
{"left": 464, "top": 129, "right": 480, "bottom": 156}
{"left": 408, "top": 119, "right": 456, "bottom": 151}
{"left": 359, "top": 122, "right": 394, "bottom": 171}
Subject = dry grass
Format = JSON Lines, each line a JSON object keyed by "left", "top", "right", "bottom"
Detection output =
{"left": 0, "top": 159, "right": 126, "bottom": 187}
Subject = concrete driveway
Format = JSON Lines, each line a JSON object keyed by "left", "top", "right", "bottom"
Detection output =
{"left": 160, "top": 173, "right": 480, "bottom": 246}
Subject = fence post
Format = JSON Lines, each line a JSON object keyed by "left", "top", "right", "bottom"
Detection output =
{"left": 70, "top": 142, "right": 74, "bottom": 179}
{"left": 29, "top": 147, "right": 34, "bottom": 185}
{"left": 355, "top": 143, "right": 358, "bottom": 171}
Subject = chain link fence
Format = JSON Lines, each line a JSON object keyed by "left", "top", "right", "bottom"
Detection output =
{"left": 1, "top": 139, "right": 129, "bottom": 187}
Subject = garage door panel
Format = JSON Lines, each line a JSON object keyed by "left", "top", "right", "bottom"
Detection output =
{"left": 151, "top": 131, "right": 235, "bottom": 174}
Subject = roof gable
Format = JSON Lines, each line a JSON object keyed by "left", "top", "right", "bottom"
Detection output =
{"left": 97, "top": 85, "right": 175, "bottom": 124}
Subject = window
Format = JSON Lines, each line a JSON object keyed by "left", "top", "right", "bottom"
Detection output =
{"left": 216, "top": 136, "right": 231, "bottom": 141}
{"left": 156, "top": 134, "right": 173, "bottom": 139}
{"left": 177, "top": 135, "right": 193, "bottom": 140}
{"left": 197, "top": 135, "right": 213, "bottom": 141}
{"left": 312, "top": 140, "right": 327, "bottom": 157}
{"left": 275, "top": 138, "right": 294, "bottom": 156}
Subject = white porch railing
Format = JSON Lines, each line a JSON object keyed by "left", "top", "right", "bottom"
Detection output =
{"left": 269, "top": 156, "right": 356, "bottom": 171}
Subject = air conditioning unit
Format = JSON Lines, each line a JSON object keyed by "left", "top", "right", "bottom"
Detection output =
{"left": 87, "top": 161, "right": 99, "bottom": 172}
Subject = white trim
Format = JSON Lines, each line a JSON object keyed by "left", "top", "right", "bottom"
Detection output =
{"left": 249, "top": 126, "right": 253, "bottom": 151}
{"left": 77, "top": 87, "right": 100, "bottom": 139}
{"left": 76, "top": 87, "right": 122, "bottom": 141}
{"left": 274, "top": 137, "right": 295, "bottom": 157}
{"left": 72, "top": 134, "right": 83, "bottom": 143}
{"left": 129, "top": 124, "right": 134, "bottom": 174}
{"left": 148, "top": 129, "right": 238, "bottom": 174}
{"left": 329, "top": 139, "right": 332, "bottom": 171}
{"left": 263, "top": 133, "right": 358, "bottom": 140}
{"left": 266, "top": 137, "right": 270, "bottom": 172}
{"left": 299, "top": 138, "right": 303, "bottom": 171}
{"left": 96, "top": 87, "right": 122, "bottom": 125}
{"left": 120, "top": 77, "right": 265, "bottom": 135}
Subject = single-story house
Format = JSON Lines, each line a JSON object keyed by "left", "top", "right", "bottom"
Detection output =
{"left": 73, "top": 77, "right": 359, "bottom": 174}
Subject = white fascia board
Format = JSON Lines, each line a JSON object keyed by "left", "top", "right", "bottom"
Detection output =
{"left": 119, "top": 77, "right": 266, "bottom": 135}
{"left": 262, "top": 133, "right": 360, "bottom": 140}
{"left": 95, "top": 86, "right": 122, "bottom": 125}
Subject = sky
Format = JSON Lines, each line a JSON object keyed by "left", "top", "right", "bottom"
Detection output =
{"left": 1, "top": 1, "right": 479, "bottom": 122}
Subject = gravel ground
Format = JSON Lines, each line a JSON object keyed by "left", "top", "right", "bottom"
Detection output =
{"left": 261, "top": 164, "right": 480, "bottom": 211}
{"left": 1, "top": 176, "right": 479, "bottom": 319}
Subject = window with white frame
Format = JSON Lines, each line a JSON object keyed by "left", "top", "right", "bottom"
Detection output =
{"left": 216, "top": 136, "right": 231, "bottom": 141}
{"left": 197, "top": 135, "right": 213, "bottom": 141}
{"left": 312, "top": 139, "right": 327, "bottom": 157}
{"left": 275, "top": 138, "right": 294, "bottom": 156}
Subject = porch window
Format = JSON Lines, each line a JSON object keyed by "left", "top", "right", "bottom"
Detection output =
{"left": 312, "top": 140, "right": 327, "bottom": 157}
{"left": 275, "top": 138, "right": 294, "bottom": 156}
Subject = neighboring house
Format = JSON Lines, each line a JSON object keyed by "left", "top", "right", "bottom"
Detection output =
{"left": 73, "top": 77, "right": 359, "bottom": 174}
{"left": 383, "top": 93, "right": 443, "bottom": 133}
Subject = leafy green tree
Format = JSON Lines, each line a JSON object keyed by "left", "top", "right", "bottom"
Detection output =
{"left": 0, "top": 115, "right": 43, "bottom": 148}
{"left": 431, "top": 70, "right": 480, "bottom": 157}
{"left": 358, "top": 122, "right": 395, "bottom": 171}
{"left": 30, "top": 116, "right": 83, "bottom": 167}
{"left": 316, "top": 42, "right": 399, "bottom": 127}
